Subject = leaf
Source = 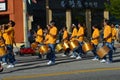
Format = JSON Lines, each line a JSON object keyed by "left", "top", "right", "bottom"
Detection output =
{"left": 105, "top": 0, "right": 120, "bottom": 20}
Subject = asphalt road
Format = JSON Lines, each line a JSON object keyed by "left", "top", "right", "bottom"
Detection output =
{"left": 0, "top": 44, "right": 120, "bottom": 80}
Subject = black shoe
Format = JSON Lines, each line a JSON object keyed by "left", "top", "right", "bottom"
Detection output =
{"left": 0, "top": 67, "right": 3, "bottom": 72}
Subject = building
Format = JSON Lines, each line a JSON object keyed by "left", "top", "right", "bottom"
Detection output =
{"left": 0, "top": 0, "right": 109, "bottom": 44}
{"left": 0, "top": 0, "right": 24, "bottom": 43}
{"left": 28, "top": 0, "right": 109, "bottom": 38}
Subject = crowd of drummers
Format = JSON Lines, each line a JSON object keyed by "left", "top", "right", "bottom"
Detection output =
{"left": 0, "top": 19, "right": 118, "bottom": 72}
{"left": 30, "top": 19, "right": 117, "bottom": 66}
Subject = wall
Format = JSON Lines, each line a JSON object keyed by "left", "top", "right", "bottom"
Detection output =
{"left": 0, "top": 0, "right": 24, "bottom": 43}
{"left": 14, "top": 0, "right": 24, "bottom": 43}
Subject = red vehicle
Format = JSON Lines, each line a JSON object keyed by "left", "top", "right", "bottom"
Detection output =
{"left": 20, "top": 46, "right": 35, "bottom": 56}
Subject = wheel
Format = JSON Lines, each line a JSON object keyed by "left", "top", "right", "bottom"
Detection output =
{"left": 19, "top": 52, "right": 24, "bottom": 56}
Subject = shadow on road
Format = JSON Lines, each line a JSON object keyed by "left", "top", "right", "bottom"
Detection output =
{"left": 0, "top": 52, "right": 120, "bottom": 74}
{"left": 0, "top": 56, "right": 93, "bottom": 74}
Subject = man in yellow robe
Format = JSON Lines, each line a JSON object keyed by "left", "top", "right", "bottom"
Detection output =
{"left": 46, "top": 21, "right": 57, "bottom": 65}
{"left": 35, "top": 25, "right": 43, "bottom": 44}
{"left": 3, "top": 20, "right": 16, "bottom": 68}
{"left": 62, "top": 26, "right": 70, "bottom": 56}
{"left": 75, "top": 23, "right": 85, "bottom": 59}
{"left": 100, "top": 19, "right": 113, "bottom": 63}
{"left": 91, "top": 25, "right": 100, "bottom": 60}
{"left": 70, "top": 24, "right": 78, "bottom": 58}
{"left": 0, "top": 36, "right": 6, "bottom": 72}
{"left": 111, "top": 23, "right": 117, "bottom": 51}
{"left": 70, "top": 24, "right": 77, "bottom": 41}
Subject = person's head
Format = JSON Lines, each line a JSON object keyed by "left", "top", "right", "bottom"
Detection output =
{"left": 78, "top": 23, "right": 83, "bottom": 28}
{"left": 71, "top": 24, "right": 76, "bottom": 28}
{"left": 92, "top": 24, "right": 98, "bottom": 30}
{"left": 50, "top": 21, "right": 55, "bottom": 27}
{"left": 37, "top": 25, "right": 41, "bottom": 29}
{"left": 63, "top": 26, "right": 67, "bottom": 31}
{"left": 111, "top": 23, "right": 115, "bottom": 28}
{"left": 104, "top": 19, "right": 109, "bottom": 26}
{"left": 47, "top": 24, "right": 51, "bottom": 30}
{"left": 8, "top": 20, "right": 15, "bottom": 27}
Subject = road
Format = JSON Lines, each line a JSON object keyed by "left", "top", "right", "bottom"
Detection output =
{"left": 0, "top": 46, "right": 120, "bottom": 80}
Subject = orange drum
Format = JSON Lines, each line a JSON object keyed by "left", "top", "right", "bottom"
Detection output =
{"left": 82, "top": 42, "right": 93, "bottom": 53}
{"left": 97, "top": 46, "right": 110, "bottom": 58}
{"left": 39, "top": 45, "right": 50, "bottom": 55}
{"left": 0, "top": 46, "right": 6, "bottom": 57}
{"left": 31, "top": 42, "right": 38, "bottom": 49}
{"left": 69, "top": 40, "right": 79, "bottom": 50}
{"left": 55, "top": 43, "right": 63, "bottom": 52}
{"left": 63, "top": 42, "right": 69, "bottom": 51}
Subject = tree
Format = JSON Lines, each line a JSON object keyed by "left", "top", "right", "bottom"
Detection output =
{"left": 105, "top": 0, "right": 120, "bottom": 20}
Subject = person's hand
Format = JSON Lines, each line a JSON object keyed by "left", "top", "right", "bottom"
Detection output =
{"left": 90, "top": 38, "right": 93, "bottom": 40}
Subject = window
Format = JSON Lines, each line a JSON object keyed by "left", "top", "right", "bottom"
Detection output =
{"left": 0, "top": 0, "right": 7, "bottom": 11}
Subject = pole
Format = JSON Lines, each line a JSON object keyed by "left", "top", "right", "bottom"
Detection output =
{"left": 23, "top": 0, "right": 29, "bottom": 47}
{"left": 86, "top": 9, "right": 91, "bottom": 40}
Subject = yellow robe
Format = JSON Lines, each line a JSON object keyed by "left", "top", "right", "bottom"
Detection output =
{"left": 71, "top": 27, "right": 77, "bottom": 41}
{"left": 0, "top": 39, "right": 6, "bottom": 57}
{"left": 35, "top": 28, "right": 43, "bottom": 43}
{"left": 77, "top": 27, "right": 84, "bottom": 42}
{"left": 112, "top": 27, "right": 117, "bottom": 40}
{"left": 47, "top": 26, "right": 57, "bottom": 44}
{"left": 4, "top": 27, "right": 14, "bottom": 45}
{"left": 104, "top": 25, "right": 112, "bottom": 43}
{"left": 44, "top": 34, "right": 50, "bottom": 44}
{"left": 91, "top": 28, "right": 100, "bottom": 45}
{"left": 63, "top": 30, "right": 68, "bottom": 42}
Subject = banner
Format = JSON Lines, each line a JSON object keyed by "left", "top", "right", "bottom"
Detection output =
{"left": 49, "top": 0, "right": 106, "bottom": 10}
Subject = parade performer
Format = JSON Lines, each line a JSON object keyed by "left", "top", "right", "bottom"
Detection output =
{"left": 62, "top": 26, "right": 70, "bottom": 57}
{"left": 0, "top": 36, "right": 7, "bottom": 72}
{"left": 43, "top": 27, "right": 50, "bottom": 45}
{"left": 75, "top": 23, "right": 85, "bottom": 59}
{"left": 43, "top": 26, "right": 51, "bottom": 59}
{"left": 91, "top": 25, "right": 100, "bottom": 61}
{"left": 35, "top": 25, "right": 43, "bottom": 44}
{"left": 2, "top": 20, "right": 16, "bottom": 68}
{"left": 34, "top": 25, "right": 44, "bottom": 58}
{"left": 100, "top": 19, "right": 113, "bottom": 63}
{"left": 46, "top": 21, "right": 57, "bottom": 65}
{"left": 111, "top": 23, "right": 117, "bottom": 52}
{"left": 70, "top": 24, "right": 78, "bottom": 58}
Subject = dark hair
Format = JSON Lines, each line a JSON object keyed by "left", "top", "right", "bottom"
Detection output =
{"left": 104, "top": 19, "right": 110, "bottom": 25}
{"left": 78, "top": 23, "right": 83, "bottom": 26}
{"left": 9, "top": 20, "right": 15, "bottom": 27}
{"left": 93, "top": 24, "right": 98, "bottom": 28}
{"left": 37, "top": 24, "right": 41, "bottom": 27}
{"left": 64, "top": 26, "right": 67, "bottom": 30}
{"left": 110, "top": 22, "right": 115, "bottom": 26}
{"left": 4, "top": 24, "right": 9, "bottom": 29}
{"left": 50, "top": 20, "right": 55, "bottom": 25}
